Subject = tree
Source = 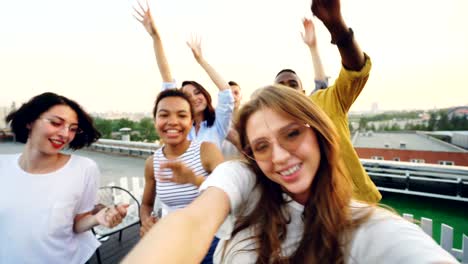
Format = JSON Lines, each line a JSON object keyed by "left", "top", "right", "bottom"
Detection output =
{"left": 112, "top": 118, "right": 136, "bottom": 131}
{"left": 358, "top": 118, "right": 367, "bottom": 131}
{"left": 137, "top": 117, "right": 159, "bottom": 142}
{"left": 427, "top": 113, "right": 437, "bottom": 131}
{"left": 94, "top": 117, "right": 113, "bottom": 138}
{"left": 437, "top": 111, "right": 452, "bottom": 130}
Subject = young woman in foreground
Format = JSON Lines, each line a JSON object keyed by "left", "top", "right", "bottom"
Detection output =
{"left": 139, "top": 89, "right": 223, "bottom": 263}
{"left": 0, "top": 92, "right": 128, "bottom": 263}
{"left": 123, "top": 86, "right": 456, "bottom": 263}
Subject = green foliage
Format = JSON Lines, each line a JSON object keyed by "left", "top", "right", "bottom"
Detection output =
{"left": 137, "top": 117, "right": 159, "bottom": 142}
{"left": 351, "top": 109, "right": 467, "bottom": 132}
{"left": 94, "top": 117, "right": 113, "bottom": 138}
{"left": 112, "top": 118, "right": 136, "bottom": 131}
{"left": 92, "top": 116, "right": 160, "bottom": 142}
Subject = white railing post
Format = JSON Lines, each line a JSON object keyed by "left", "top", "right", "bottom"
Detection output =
{"left": 403, "top": 213, "right": 413, "bottom": 221}
{"left": 421, "top": 217, "right": 433, "bottom": 237}
{"left": 131, "top": 177, "right": 144, "bottom": 201}
{"left": 463, "top": 234, "right": 468, "bottom": 263}
{"left": 440, "top": 224, "right": 454, "bottom": 254}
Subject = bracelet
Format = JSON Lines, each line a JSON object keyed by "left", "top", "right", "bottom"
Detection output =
{"left": 331, "top": 27, "right": 354, "bottom": 47}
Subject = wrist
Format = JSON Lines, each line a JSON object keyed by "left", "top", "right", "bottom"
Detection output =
{"left": 193, "top": 175, "right": 204, "bottom": 186}
{"left": 197, "top": 57, "right": 207, "bottom": 66}
{"left": 91, "top": 213, "right": 100, "bottom": 227}
{"left": 151, "top": 31, "right": 162, "bottom": 40}
{"left": 324, "top": 18, "right": 347, "bottom": 39}
{"left": 331, "top": 28, "right": 354, "bottom": 47}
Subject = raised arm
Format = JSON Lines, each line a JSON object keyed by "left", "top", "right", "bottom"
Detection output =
{"left": 312, "top": 0, "right": 365, "bottom": 71}
{"left": 122, "top": 187, "right": 230, "bottom": 264}
{"left": 187, "top": 36, "right": 230, "bottom": 91}
{"left": 301, "top": 18, "right": 328, "bottom": 87}
{"left": 134, "top": 1, "right": 173, "bottom": 83}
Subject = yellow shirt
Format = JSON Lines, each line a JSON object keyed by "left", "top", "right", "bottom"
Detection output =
{"left": 310, "top": 56, "right": 381, "bottom": 203}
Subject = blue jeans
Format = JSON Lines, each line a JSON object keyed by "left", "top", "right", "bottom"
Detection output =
{"left": 200, "top": 236, "right": 220, "bottom": 264}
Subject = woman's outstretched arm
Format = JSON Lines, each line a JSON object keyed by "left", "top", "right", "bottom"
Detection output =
{"left": 122, "top": 187, "right": 230, "bottom": 264}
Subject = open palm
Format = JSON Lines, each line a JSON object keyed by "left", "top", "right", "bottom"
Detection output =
{"left": 186, "top": 35, "right": 203, "bottom": 63}
{"left": 301, "top": 18, "right": 317, "bottom": 47}
{"left": 133, "top": 0, "right": 158, "bottom": 37}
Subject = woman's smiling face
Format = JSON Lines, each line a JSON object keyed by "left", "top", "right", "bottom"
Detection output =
{"left": 245, "top": 107, "right": 321, "bottom": 204}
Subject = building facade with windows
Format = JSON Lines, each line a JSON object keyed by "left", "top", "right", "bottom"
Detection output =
{"left": 353, "top": 131, "right": 468, "bottom": 166}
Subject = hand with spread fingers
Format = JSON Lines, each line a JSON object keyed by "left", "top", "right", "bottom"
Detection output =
{"left": 157, "top": 161, "right": 200, "bottom": 185}
{"left": 95, "top": 204, "right": 129, "bottom": 228}
{"left": 186, "top": 35, "right": 204, "bottom": 64}
{"left": 301, "top": 18, "right": 317, "bottom": 48}
{"left": 133, "top": 0, "right": 159, "bottom": 38}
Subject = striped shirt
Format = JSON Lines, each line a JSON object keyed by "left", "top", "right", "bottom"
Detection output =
{"left": 154, "top": 141, "right": 209, "bottom": 211}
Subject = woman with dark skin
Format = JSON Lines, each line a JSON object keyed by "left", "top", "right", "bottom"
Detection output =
{"left": 134, "top": 2, "right": 234, "bottom": 150}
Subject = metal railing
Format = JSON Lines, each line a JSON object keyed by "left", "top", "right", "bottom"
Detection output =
{"left": 88, "top": 139, "right": 160, "bottom": 158}
{"left": 362, "top": 159, "right": 468, "bottom": 202}
{"left": 403, "top": 214, "right": 467, "bottom": 262}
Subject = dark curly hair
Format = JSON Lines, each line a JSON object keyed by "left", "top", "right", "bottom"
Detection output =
{"left": 153, "top": 89, "right": 194, "bottom": 119}
{"left": 5, "top": 92, "right": 101, "bottom": 150}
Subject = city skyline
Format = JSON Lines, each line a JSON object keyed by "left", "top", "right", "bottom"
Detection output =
{"left": 1, "top": 0, "right": 467, "bottom": 113}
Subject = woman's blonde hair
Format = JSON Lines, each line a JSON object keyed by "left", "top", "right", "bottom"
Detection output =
{"left": 227, "top": 85, "right": 371, "bottom": 263}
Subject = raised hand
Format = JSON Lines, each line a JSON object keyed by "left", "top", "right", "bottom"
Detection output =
{"left": 157, "top": 161, "right": 198, "bottom": 185}
{"left": 311, "top": 0, "right": 343, "bottom": 28}
{"left": 95, "top": 204, "right": 129, "bottom": 228}
{"left": 186, "top": 35, "right": 204, "bottom": 63}
{"left": 301, "top": 18, "right": 317, "bottom": 48}
{"left": 133, "top": 0, "right": 158, "bottom": 38}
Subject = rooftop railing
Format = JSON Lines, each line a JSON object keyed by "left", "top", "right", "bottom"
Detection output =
{"left": 361, "top": 159, "right": 468, "bottom": 202}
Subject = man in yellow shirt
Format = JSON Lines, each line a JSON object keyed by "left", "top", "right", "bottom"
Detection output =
{"left": 275, "top": 3, "right": 381, "bottom": 203}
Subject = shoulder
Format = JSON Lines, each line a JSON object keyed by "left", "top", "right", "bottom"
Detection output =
{"left": 145, "top": 155, "right": 154, "bottom": 168}
{"left": 69, "top": 154, "right": 98, "bottom": 169}
{"left": 200, "top": 141, "right": 219, "bottom": 153}
{"left": 349, "top": 204, "right": 456, "bottom": 263}
{"left": 201, "top": 160, "right": 256, "bottom": 193}
{"left": 213, "top": 160, "right": 253, "bottom": 175}
{"left": 0, "top": 154, "right": 20, "bottom": 170}
{"left": 0, "top": 153, "right": 19, "bottom": 162}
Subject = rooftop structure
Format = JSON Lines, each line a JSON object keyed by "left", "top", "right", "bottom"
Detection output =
{"left": 353, "top": 131, "right": 466, "bottom": 152}
{"left": 353, "top": 131, "right": 468, "bottom": 166}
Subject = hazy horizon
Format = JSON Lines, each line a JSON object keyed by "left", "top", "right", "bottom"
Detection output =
{"left": 1, "top": 0, "right": 467, "bottom": 113}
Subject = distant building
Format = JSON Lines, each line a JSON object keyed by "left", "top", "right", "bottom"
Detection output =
{"left": 0, "top": 107, "right": 9, "bottom": 129}
{"left": 92, "top": 111, "right": 151, "bottom": 121}
{"left": 452, "top": 131, "right": 468, "bottom": 149}
{"left": 353, "top": 131, "right": 468, "bottom": 166}
{"left": 447, "top": 106, "right": 468, "bottom": 120}
{"left": 367, "top": 118, "right": 428, "bottom": 130}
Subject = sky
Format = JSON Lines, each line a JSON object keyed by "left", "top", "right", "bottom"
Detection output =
{"left": 1, "top": 0, "right": 467, "bottom": 113}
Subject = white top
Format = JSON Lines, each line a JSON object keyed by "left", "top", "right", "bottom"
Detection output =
{"left": 154, "top": 141, "right": 209, "bottom": 213}
{"left": 200, "top": 161, "right": 458, "bottom": 264}
{"left": 0, "top": 154, "right": 101, "bottom": 264}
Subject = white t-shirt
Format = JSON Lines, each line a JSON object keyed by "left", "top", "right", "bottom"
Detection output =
{"left": 0, "top": 154, "right": 101, "bottom": 264}
{"left": 200, "top": 161, "right": 457, "bottom": 264}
